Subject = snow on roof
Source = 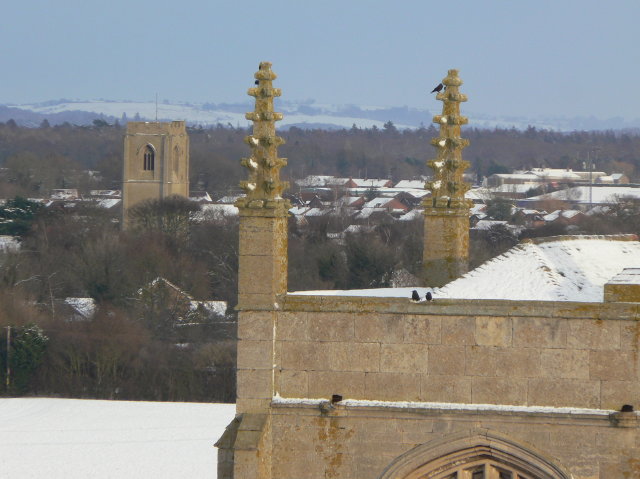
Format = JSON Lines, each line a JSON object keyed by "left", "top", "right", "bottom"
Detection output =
{"left": 189, "top": 300, "right": 227, "bottom": 317}
{"left": 438, "top": 235, "right": 640, "bottom": 302}
{"left": 289, "top": 206, "right": 310, "bottom": 216}
{"left": 351, "top": 178, "right": 390, "bottom": 188}
{"left": 607, "top": 267, "right": 640, "bottom": 286}
{"left": 64, "top": 298, "right": 96, "bottom": 319}
{"left": 363, "top": 198, "right": 390, "bottom": 209}
{"left": 296, "top": 176, "right": 350, "bottom": 187}
{"left": 398, "top": 209, "right": 423, "bottom": 221}
{"left": 198, "top": 204, "right": 239, "bottom": 219}
{"left": 96, "top": 198, "right": 121, "bottom": 209}
{"left": 394, "top": 180, "right": 425, "bottom": 189}
{"left": 526, "top": 186, "right": 640, "bottom": 204}
{"left": 290, "top": 235, "right": 640, "bottom": 303}
{"left": 472, "top": 219, "right": 508, "bottom": 230}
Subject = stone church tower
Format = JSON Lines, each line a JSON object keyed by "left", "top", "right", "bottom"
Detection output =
{"left": 423, "top": 69, "right": 472, "bottom": 287}
{"left": 121, "top": 121, "right": 190, "bottom": 227}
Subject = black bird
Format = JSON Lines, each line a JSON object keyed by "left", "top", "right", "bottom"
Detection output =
{"left": 411, "top": 290, "right": 420, "bottom": 302}
{"left": 255, "top": 80, "right": 259, "bottom": 85}
{"left": 430, "top": 83, "right": 443, "bottom": 94}
{"left": 425, "top": 291, "right": 433, "bottom": 302}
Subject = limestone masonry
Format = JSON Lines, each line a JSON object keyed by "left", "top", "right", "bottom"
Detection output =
{"left": 216, "top": 64, "right": 640, "bottom": 479}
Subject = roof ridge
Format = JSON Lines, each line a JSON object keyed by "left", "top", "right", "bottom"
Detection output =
{"left": 522, "top": 234, "right": 638, "bottom": 245}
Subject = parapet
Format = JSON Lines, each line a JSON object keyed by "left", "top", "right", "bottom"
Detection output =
{"left": 604, "top": 268, "right": 640, "bottom": 302}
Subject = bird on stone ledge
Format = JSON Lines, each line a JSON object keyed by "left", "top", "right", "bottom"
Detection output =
{"left": 411, "top": 290, "right": 420, "bottom": 302}
{"left": 430, "top": 83, "right": 443, "bottom": 94}
{"left": 426, "top": 291, "right": 433, "bottom": 302}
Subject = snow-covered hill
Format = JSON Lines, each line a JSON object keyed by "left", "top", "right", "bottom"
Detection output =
{"left": 5, "top": 99, "right": 633, "bottom": 131}
{"left": 0, "top": 398, "right": 236, "bottom": 479}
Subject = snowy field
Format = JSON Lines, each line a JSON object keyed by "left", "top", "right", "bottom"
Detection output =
{"left": 0, "top": 398, "right": 236, "bottom": 479}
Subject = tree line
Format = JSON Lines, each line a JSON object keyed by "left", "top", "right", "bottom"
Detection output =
{"left": 0, "top": 121, "right": 638, "bottom": 202}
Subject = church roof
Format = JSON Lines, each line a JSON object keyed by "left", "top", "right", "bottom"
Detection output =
{"left": 290, "top": 235, "right": 640, "bottom": 303}
{"left": 438, "top": 235, "right": 640, "bottom": 301}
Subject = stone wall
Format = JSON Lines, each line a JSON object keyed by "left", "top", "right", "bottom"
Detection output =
{"left": 232, "top": 294, "right": 640, "bottom": 478}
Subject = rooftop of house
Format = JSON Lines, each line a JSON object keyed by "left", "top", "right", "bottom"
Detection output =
{"left": 290, "top": 235, "right": 640, "bottom": 303}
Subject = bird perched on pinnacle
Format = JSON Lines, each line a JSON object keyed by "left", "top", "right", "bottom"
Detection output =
{"left": 425, "top": 291, "right": 433, "bottom": 302}
{"left": 255, "top": 80, "right": 259, "bottom": 85}
{"left": 430, "top": 83, "right": 443, "bottom": 94}
{"left": 411, "top": 290, "right": 420, "bottom": 302}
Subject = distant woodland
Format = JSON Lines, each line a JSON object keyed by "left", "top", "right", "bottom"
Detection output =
{"left": 0, "top": 121, "right": 638, "bottom": 200}
{"left": 0, "top": 120, "right": 638, "bottom": 402}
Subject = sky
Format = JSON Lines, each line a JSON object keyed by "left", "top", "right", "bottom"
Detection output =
{"left": 1, "top": 0, "right": 639, "bottom": 120}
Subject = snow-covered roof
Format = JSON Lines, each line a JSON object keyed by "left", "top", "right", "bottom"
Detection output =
{"left": 189, "top": 300, "right": 227, "bottom": 317}
{"left": 0, "top": 235, "right": 20, "bottom": 252}
{"left": 398, "top": 209, "right": 423, "bottom": 221}
{"left": 351, "top": 178, "right": 390, "bottom": 188}
{"left": 525, "top": 186, "right": 640, "bottom": 205}
{"left": 438, "top": 235, "right": 640, "bottom": 302}
{"left": 198, "top": 204, "right": 239, "bottom": 219}
{"left": 64, "top": 298, "right": 96, "bottom": 319}
{"left": 290, "top": 235, "right": 640, "bottom": 303}
{"left": 394, "top": 180, "right": 425, "bottom": 189}
{"left": 472, "top": 219, "right": 508, "bottom": 230}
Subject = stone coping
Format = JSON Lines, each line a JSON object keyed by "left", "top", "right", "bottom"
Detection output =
{"left": 279, "top": 294, "right": 640, "bottom": 320}
{"left": 270, "top": 397, "right": 639, "bottom": 426}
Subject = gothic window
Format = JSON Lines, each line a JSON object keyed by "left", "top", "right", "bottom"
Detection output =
{"left": 379, "top": 431, "right": 570, "bottom": 479}
{"left": 143, "top": 144, "right": 155, "bottom": 171}
{"left": 435, "top": 460, "right": 536, "bottom": 478}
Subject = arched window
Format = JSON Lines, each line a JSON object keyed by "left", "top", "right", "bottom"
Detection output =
{"left": 379, "top": 430, "right": 570, "bottom": 479}
{"left": 143, "top": 144, "right": 155, "bottom": 171}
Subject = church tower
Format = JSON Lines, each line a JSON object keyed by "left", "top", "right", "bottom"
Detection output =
{"left": 423, "top": 69, "right": 472, "bottom": 287}
{"left": 121, "top": 121, "right": 190, "bottom": 227}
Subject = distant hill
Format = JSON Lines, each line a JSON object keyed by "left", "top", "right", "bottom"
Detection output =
{"left": 2, "top": 99, "right": 640, "bottom": 132}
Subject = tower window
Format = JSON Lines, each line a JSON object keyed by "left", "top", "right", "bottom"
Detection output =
{"left": 143, "top": 144, "right": 155, "bottom": 171}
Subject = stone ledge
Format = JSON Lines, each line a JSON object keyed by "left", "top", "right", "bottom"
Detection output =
{"left": 282, "top": 295, "right": 640, "bottom": 320}
{"left": 270, "top": 397, "right": 633, "bottom": 427}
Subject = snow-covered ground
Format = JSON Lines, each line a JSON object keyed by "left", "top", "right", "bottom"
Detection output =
{"left": 0, "top": 398, "right": 236, "bottom": 479}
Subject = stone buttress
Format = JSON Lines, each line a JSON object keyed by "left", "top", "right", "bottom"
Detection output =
{"left": 423, "top": 69, "right": 472, "bottom": 287}
{"left": 216, "top": 61, "right": 290, "bottom": 479}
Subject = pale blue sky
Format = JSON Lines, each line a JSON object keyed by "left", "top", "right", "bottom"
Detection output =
{"left": 1, "top": 0, "right": 639, "bottom": 120}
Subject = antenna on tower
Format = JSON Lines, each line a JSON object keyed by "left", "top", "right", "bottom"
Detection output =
{"left": 155, "top": 93, "right": 158, "bottom": 121}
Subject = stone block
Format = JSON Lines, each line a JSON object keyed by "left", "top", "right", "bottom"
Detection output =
{"left": 567, "top": 319, "right": 620, "bottom": 350}
{"left": 307, "top": 371, "right": 366, "bottom": 399}
{"left": 308, "top": 312, "right": 354, "bottom": 341}
{"left": 465, "top": 346, "right": 498, "bottom": 376}
{"left": 527, "top": 378, "right": 600, "bottom": 408}
{"left": 420, "top": 375, "right": 472, "bottom": 403}
{"left": 355, "top": 314, "right": 404, "bottom": 343}
{"left": 364, "top": 372, "right": 421, "bottom": 401}
{"left": 513, "top": 317, "right": 567, "bottom": 348}
{"left": 380, "top": 343, "right": 428, "bottom": 373}
{"left": 329, "top": 342, "right": 380, "bottom": 372}
{"left": 277, "top": 312, "right": 309, "bottom": 340}
{"left": 540, "top": 349, "right": 590, "bottom": 379}
{"left": 590, "top": 350, "right": 639, "bottom": 381}
{"left": 280, "top": 341, "right": 330, "bottom": 371}
{"left": 547, "top": 426, "right": 598, "bottom": 455}
{"left": 428, "top": 346, "right": 465, "bottom": 375}
{"left": 620, "top": 320, "right": 640, "bottom": 350}
{"left": 600, "top": 380, "right": 640, "bottom": 410}
{"left": 495, "top": 348, "right": 541, "bottom": 378}
{"left": 277, "top": 369, "right": 308, "bottom": 398}
{"left": 403, "top": 315, "right": 441, "bottom": 344}
{"left": 471, "top": 377, "right": 528, "bottom": 405}
{"left": 237, "top": 340, "right": 272, "bottom": 369}
{"left": 475, "top": 316, "right": 512, "bottom": 347}
{"left": 441, "top": 316, "right": 475, "bottom": 345}
{"left": 237, "top": 369, "right": 272, "bottom": 399}
{"left": 238, "top": 312, "right": 273, "bottom": 340}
